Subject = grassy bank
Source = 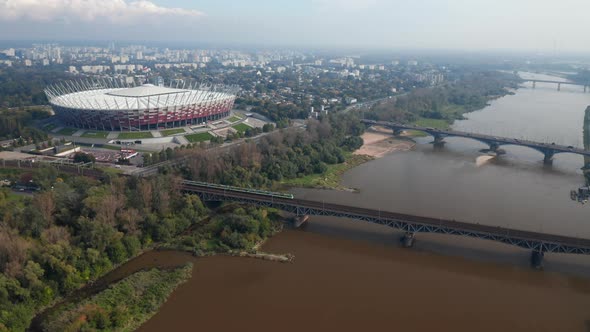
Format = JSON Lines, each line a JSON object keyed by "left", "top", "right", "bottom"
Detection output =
{"left": 281, "top": 153, "right": 373, "bottom": 190}
{"left": 40, "top": 264, "right": 193, "bottom": 332}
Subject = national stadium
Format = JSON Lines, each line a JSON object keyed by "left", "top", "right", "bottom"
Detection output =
{"left": 44, "top": 80, "right": 239, "bottom": 132}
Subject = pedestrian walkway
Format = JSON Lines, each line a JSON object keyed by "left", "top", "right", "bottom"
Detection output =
{"left": 106, "top": 132, "right": 118, "bottom": 139}
{"left": 174, "top": 135, "right": 189, "bottom": 145}
{"left": 72, "top": 129, "right": 85, "bottom": 137}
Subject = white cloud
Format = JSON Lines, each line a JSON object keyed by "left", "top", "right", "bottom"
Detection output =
{"left": 0, "top": 0, "right": 204, "bottom": 23}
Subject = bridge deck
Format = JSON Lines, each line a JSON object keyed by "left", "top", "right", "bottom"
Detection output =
{"left": 362, "top": 120, "right": 590, "bottom": 157}
{"left": 524, "top": 79, "right": 587, "bottom": 86}
{"left": 182, "top": 182, "right": 590, "bottom": 255}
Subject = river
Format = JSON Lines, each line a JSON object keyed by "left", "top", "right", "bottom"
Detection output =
{"left": 116, "top": 72, "right": 590, "bottom": 331}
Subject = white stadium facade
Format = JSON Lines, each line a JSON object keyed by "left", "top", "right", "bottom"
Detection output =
{"left": 44, "top": 79, "right": 239, "bottom": 131}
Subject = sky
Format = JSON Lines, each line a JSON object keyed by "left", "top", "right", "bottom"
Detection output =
{"left": 1, "top": 0, "right": 590, "bottom": 53}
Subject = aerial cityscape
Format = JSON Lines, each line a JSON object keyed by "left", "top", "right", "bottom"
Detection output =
{"left": 1, "top": 1, "right": 590, "bottom": 332}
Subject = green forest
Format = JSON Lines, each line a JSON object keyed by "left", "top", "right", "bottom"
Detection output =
{"left": 365, "top": 71, "right": 518, "bottom": 125}
{"left": 176, "top": 113, "right": 365, "bottom": 187}
{"left": 0, "top": 67, "right": 70, "bottom": 108}
{"left": 0, "top": 108, "right": 50, "bottom": 143}
{"left": 0, "top": 168, "right": 281, "bottom": 331}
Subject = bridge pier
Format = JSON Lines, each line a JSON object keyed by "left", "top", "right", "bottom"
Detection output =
{"left": 400, "top": 232, "right": 416, "bottom": 248}
{"left": 543, "top": 150, "right": 555, "bottom": 164}
{"left": 557, "top": 83, "right": 561, "bottom": 91}
{"left": 584, "top": 85, "right": 587, "bottom": 93}
{"left": 432, "top": 134, "right": 446, "bottom": 146}
{"left": 488, "top": 143, "right": 503, "bottom": 154}
{"left": 531, "top": 250, "right": 544, "bottom": 270}
{"left": 293, "top": 215, "right": 310, "bottom": 228}
{"left": 532, "top": 81, "right": 536, "bottom": 89}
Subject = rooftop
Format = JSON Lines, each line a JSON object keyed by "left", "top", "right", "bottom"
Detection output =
{"left": 48, "top": 85, "right": 236, "bottom": 111}
{"left": 106, "top": 84, "right": 189, "bottom": 98}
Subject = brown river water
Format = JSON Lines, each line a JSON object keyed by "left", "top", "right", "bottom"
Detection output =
{"left": 39, "top": 73, "right": 590, "bottom": 331}
{"left": 135, "top": 229, "right": 590, "bottom": 332}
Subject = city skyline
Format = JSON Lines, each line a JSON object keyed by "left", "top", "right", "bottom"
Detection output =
{"left": 1, "top": 0, "right": 590, "bottom": 53}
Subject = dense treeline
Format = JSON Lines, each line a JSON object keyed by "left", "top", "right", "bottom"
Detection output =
{"left": 0, "top": 173, "right": 188, "bottom": 331}
{"left": 366, "top": 71, "right": 518, "bottom": 124}
{"left": 0, "top": 167, "right": 279, "bottom": 331}
{"left": 177, "top": 113, "right": 365, "bottom": 187}
{"left": 0, "top": 67, "right": 71, "bottom": 108}
{"left": 0, "top": 108, "right": 50, "bottom": 143}
{"left": 169, "top": 205, "right": 279, "bottom": 254}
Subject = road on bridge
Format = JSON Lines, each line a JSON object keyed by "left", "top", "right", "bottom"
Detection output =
{"left": 361, "top": 119, "right": 590, "bottom": 162}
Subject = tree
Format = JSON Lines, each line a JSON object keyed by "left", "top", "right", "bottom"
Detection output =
{"left": 34, "top": 191, "right": 55, "bottom": 225}
{"left": 73, "top": 152, "right": 95, "bottom": 164}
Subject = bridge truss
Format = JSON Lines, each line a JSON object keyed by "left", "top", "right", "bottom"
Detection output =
{"left": 192, "top": 188, "right": 590, "bottom": 255}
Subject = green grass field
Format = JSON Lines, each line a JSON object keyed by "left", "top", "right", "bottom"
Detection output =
{"left": 185, "top": 132, "right": 214, "bottom": 143}
{"left": 118, "top": 132, "right": 153, "bottom": 139}
{"left": 227, "top": 116, "right": 242, "bottom": 123}
{"left": 57, "top": 127, "right": 78, "bottom": 136}
{"left": 160, "top": 128, "right": 186, "bottom": 136}
{"left": 81, "top": 131, "right": 109, "bottom": 139}
{"left": 232, "top": 123, "right": 251, "bottom": 133}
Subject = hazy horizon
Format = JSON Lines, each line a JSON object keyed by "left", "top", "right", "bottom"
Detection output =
{"left": 1, "top": 0, "right": 590, "bottom": 54}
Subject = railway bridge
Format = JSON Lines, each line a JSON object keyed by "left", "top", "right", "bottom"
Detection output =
{"left": 361, "top": 119, "right": 590, "bottom": 166}
{"left": 181, "top": 180, "right": 590, "bottom": 268}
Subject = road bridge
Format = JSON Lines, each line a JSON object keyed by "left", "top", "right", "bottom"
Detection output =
{"left": 181, "top": 180, "right": 590, "bottom": 268}
{"left": 523, "top": 79, "right": 589, "bottom": 92}
{"left": 361, "top": 119, "right": 590, "bottom": 166}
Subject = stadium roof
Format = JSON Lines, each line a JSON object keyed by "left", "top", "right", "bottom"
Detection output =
{"left": 106, "top": 84, "right": 189, "bottom": 98}
{"left": 45, "top": 82, "right": 239, "bottom": 111}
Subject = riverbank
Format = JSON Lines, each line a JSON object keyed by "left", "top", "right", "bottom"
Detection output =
{"left": 280, "top": 127, "right": 415, "bottom": 191}
{"left": 280, "top": 153, "right": 373, "bottom": 191}
{"left": 39, "top": 264, "right": 193, "bottom": 332}
{"left": 354, "top": 126, "right": 416, "bottom": 158}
